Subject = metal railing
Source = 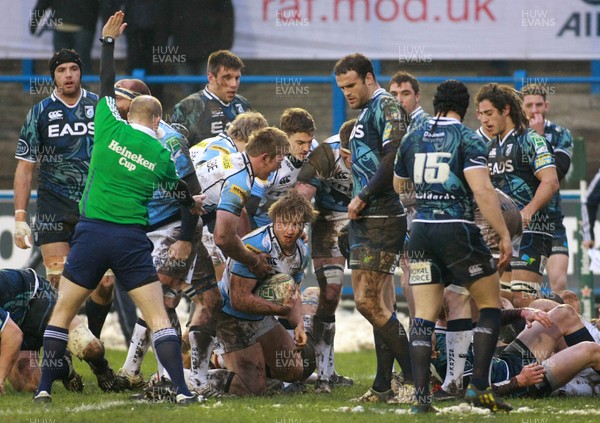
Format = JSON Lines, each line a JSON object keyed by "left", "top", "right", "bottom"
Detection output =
{"left": 2, "top": 61, "right": 600, "bottom": 132}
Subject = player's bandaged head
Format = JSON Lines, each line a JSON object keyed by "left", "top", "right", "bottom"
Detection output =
{"left": 433, "top": 79, "right": 470, "bottom": 120}
{"left": 114, "top": 79, "right": 151, "bottom": 100}
{"left": 49, "top": 48, "right": 83, "bottom": 80}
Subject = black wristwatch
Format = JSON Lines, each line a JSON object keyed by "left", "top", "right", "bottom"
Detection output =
{"left": 100, "top": 36, "right": 115, "bottom": 45}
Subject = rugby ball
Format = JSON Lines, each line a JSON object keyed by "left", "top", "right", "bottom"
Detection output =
{"left": 254, "top": 273, "right": 296, "bottom": 305}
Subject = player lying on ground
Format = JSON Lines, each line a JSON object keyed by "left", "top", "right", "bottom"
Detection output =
{"left": 0, "top": 268, "right": 123, "bottom": 394}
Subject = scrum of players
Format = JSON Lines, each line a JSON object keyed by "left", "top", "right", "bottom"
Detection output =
{"left": 2, "top": 9, "right": 598, "bottom": 414}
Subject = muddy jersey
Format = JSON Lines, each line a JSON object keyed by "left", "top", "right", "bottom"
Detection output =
{"left": 487, "top": 128, "right": 555, "bottom": 231}
{"left": 195, "top": 152, "right": 254, "bottom": 216}
{"left": 0, "top": 269, "right": 45, "bottom": 330}
{"left": 219, "top": 224, "right": 310, "bottom": 321}
{"left": 170, "top": 87, "right": 250, "bottom": 146}
{"left": 251, "top": 140, "right": 319, "bottom": 227}
{"left": 350, "top": 88, "right": 407, "bottom": 216}
{"left": 16, "top": 89, "right": 98, "bottom": 202}
{"left": 147, "top": 121, "right": 196, "bottom": 226}
{"left": 189, "top": 133, "right": 238, "bottom": 168}
{"left": 395, "top": 117, "right": 488, "bottom": 222}
{"left": 543, "top": 119, "right": 573, "bottom": 220}
{"left": 296, "top": 135, "right": 352, "bottom": 214}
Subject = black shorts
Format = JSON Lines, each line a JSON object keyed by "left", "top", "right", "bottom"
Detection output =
{"left": 550, "top": 219, "right": 569, "bottom": 256}
{"left": 20, "top": 278, "right": 57, "bottom": 351}
{"left": 511, "top": 231, "right": 552, "bottom": 275}
{"left": 348, "top": 216, "right": 406, "bottom": 274}
{"left": 63, "top": 218, "right": 158, "bottom": 291}
{"left": 407, "top": 221, "right": 496, "bottom": 287}
{"left": 33, "top": 189, "right": 80, "bottom": 245}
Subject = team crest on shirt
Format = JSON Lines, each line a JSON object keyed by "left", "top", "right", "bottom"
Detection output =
{"left": 85, "top": 105, "right": 94, "bottom": 119}
{"left": 236, "top": 104, "right": 244, "bottom": 113}
{"left": 506, "top": 144, "right": 513, "bottom": 155}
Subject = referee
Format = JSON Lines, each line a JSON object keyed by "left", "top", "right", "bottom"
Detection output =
{"left": 34, "top": 11, "right": 205, "bottom": 405}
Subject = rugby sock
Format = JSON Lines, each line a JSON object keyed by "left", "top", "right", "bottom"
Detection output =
{"left": 166, "top": 307, "right": 182, "bottom": 339}
{"left": 156, "top": 354, "right": 167, "bottom": 380}
{"left": 122, "top": 319, "right": 151, "bottom": 375}
{"left": 85, "top": 356, "right": 110, "bottom": 374}
{"left": 471, "top": 308, "right": 501, "bottom": 390}
{"left": 564, "top": 327, "right": 595, "bottom": 346}
{"left": 38, "top": 325, "right": 69, "bottom": 394}
{"left": 376, "top": 314, "right": 413, "bottom": 382}
{"left": 313, "top": 314, "right": 336, "bottom": 381}
{"left": 153, "top": 328, "right": 192, "bottom": 396}
{"left": 85, "top": 298, "right": 112, "bottom": 339}
{"left": 442, "top": 318, "right": 473, "bottom": 392}
{"left": 409, "top": 318, "right": 435, "bottom": 405}
{"left": 189, "top": 326, "right": 215, "bottom": 386}
{"left": 372, "top": 327, "right": 394, "bottom": 392}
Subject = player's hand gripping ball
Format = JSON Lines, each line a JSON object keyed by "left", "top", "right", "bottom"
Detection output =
{"left": 254, "top": 273, "right": 296, "bottom": 305}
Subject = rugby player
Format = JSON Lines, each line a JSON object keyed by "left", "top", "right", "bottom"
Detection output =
{"left": 216, "top": 190, "right": 318, "bottom": 395}
{"left": 389, "top": 71, "right": 431, "bottom": 132}
{"left": 583, "top": 168, "right": 600, "bottom": 249}
{"left": 476, "top": 83, "right": 559, "bottom": 308}
{"left": 395, "top": 80, "right": 512, "bottom": 413}
{"left": 13, "top": 48, "right": 116, "bottom": 295}
{"left": 247, "top": 108, "right": 319, "bottom": 229}
{"left": 184, "top": 127, "right": 289, "bottom": 395}
{"left": 294, "top": 119, "right": 356, "bottom": 393}
{"left": 334, "top": 53, "right": 413, "bottom": 403}
{"left": 189, "top": 111, "right": 268, "bottom": 167}
{"left": 170, "top": 50, "right": 250, "bottom": 146}
{"left": 521, "top": 84, "right": 573, "bottom": 293}
{"left": 188, "top": 111, "right": 268, "bottom": 284}
{"left": 33, "top": 11, "right": 205, "bottom": 404}
{"left": 0, "top": 268, "right": 123, "bottom": 394}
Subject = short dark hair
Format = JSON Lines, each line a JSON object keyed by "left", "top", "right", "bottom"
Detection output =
{"left": 521, "top": 83, "right": 548, "bottom": 101}
{"left": 389, "top": 71, "right": 420, "bottom": 94}
{"left": 279, "top": 108, "right": 316, "bottom": 135}
{"left": 207, "top": 50, "right": 244, "bottom": 75}
{"left": 476, "top": 83, "right": 528, "bottom": 134}
{"left": 433, "top": 80, "right": 470, "bottom": 120}
{"left": 333, "top": 53, "right": 375, "bottom": 82}
{"left": 245, "top": 127, "right": 289, "bottom": 159}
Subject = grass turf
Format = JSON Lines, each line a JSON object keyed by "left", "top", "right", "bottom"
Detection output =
{"left": 1, "top": 349, "right": 599, "bottom": 422}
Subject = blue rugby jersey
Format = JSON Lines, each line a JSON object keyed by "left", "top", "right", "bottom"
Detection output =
{"left": 219, "top": 224, "right": 309, "bottom": 321}
{"left": 487, "top": 128, "right": 555, "bottom": 232}
{"left": 395, "top": 117, "right": 488, "bottom": 222}
{"left": 147, "top": 120, "right": 196, "bottom": 226}
{"left": 542, "top": 119, "right": 573, "bottom": 219}
{"left": 350, "top": 88, "right": 405, "bottom": 216}
{"left": 16, "top": 89, "right": 98, "bottom": 202}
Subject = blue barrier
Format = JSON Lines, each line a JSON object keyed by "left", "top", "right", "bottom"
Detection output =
{"left": 4, "top": 66, "right": 600, "bottom": 133}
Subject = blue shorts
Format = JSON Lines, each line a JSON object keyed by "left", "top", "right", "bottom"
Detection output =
{"left": 511, "top": 231, "right": 552, "bottom": 275}
{"left": 407, "top": 221, "right": 497, "bottom": 287}
{"left": 550, "top": 219, "right": 569, "bottom": 256}
{"left": 349, "top": 215, "right": 406, "bottom": 274}
{"left": 63, "top": 218, "right": 158, "bottom": 291}
{"left": 33, "top": 188, "right": 80, "bottom": 246}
